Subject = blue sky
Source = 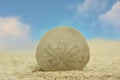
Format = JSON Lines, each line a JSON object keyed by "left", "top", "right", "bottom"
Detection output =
{"left": 0, "top": 0, "right": 120, "bottom": 52}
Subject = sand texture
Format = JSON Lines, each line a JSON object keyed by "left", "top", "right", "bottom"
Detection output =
{"left": 0, "top": 39, "right": 120, "bottom": 80}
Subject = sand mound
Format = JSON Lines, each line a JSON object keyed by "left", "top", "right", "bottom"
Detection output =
{"left": 0, "top": 39, "right": 120, "bottom": 80}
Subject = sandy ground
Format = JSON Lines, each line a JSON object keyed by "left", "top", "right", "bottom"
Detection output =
{"left": 0, "top": 39, "right": 120, "bottom": 80}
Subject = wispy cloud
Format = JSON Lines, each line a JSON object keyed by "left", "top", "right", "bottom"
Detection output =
{"left": 68, "top": 5, "right": 74, "bottom": 10}
{"left": 0, "top": 16, "right": 34, "bottom": 53}
{"left": 76, "top": 0, "right": 108, "bottom": 14}
{"left": 65, "top": 0, "right": 120, "bottom": 39}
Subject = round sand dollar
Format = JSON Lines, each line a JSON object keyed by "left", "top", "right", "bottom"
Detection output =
{"left": 36, "top": 26, "right": 90, "bottom": 71}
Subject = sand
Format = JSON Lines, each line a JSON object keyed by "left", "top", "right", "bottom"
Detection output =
{"left": 0, "top": 39, "right": 120, "bottom": 80}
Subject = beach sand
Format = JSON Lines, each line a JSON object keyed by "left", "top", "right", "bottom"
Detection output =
{"left": 0, "top": 39, "right": 120, "bottom": 80}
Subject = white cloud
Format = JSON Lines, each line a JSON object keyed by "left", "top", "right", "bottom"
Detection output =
{"left": 99, "top": 1, "right": 120, "bottom": 29}
{"left": 0, "top": 17, "right": 30, "bottom": 38}
{"left": 0, "top": 16, "right": 34, "bottom": 53}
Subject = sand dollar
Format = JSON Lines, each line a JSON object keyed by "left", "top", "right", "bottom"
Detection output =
{"left": 36, "top": 26, "right": 90, "bottom": 71}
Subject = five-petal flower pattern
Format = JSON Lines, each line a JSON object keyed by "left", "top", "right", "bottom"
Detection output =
{"left": 44, "top": 42, "right": 80, "bottom": 68}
